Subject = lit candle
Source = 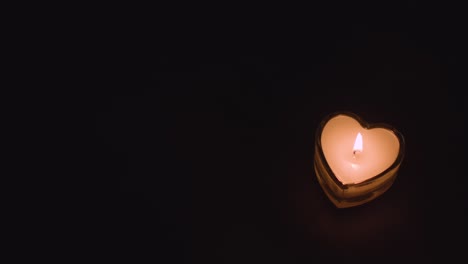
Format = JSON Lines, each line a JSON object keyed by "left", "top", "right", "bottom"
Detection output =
{"left": 314, "top": 112, "right": 405, "bottom": 208}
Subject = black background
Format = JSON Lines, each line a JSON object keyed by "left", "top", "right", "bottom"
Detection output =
{"left": 93, "top": 3, "right": 466, "bottom": 263}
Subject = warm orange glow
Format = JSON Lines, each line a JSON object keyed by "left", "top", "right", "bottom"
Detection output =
{"left": 321, "top": 115, "right": 400, "bottom": 184}
{"left": 353, "top": 132, "right": 363, "bottom": 153}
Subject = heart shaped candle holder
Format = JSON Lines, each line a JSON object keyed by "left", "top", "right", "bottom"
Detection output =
{"left": 314, "top": 112, "right": 405, "bottom": 208}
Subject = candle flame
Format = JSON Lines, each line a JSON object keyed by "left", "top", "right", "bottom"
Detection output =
{"left": 353, "top": 132, "right": 363, "bottom": 153}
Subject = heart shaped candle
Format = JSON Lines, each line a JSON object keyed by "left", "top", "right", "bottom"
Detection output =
{"left": 314, "top": 112, "right": 405, "bottom": 208}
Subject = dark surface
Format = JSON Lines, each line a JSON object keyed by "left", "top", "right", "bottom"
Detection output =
{"left": 93, "top": 4, "right": 466, "bottom": 264}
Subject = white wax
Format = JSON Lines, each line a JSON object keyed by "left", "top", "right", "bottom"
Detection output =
{"left": 321, "top": 115, "right": 400, "bottom": 184}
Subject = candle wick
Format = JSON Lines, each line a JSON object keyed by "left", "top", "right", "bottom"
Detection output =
{"left": 353, "top": 150, "right": 360, "bottom": 158}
